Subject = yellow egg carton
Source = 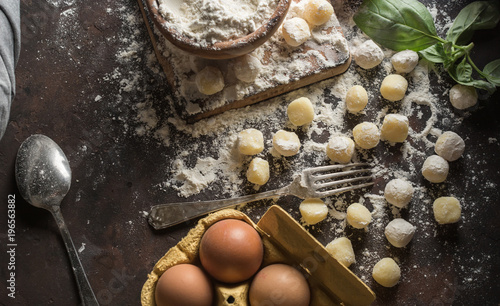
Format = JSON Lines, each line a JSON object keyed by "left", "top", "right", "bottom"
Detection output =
{"left": 141, "top": 205, "right": 375, "bottom": 305}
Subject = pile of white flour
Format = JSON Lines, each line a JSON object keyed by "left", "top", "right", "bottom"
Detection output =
{"left": 157, "top": 0, "right": 279, "bottom": 45}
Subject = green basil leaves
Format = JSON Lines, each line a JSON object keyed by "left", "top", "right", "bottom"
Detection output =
{"left": 354, "top": 0, "right": 500, "bottom": 95}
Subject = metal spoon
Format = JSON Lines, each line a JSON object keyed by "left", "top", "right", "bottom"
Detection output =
{"left": 15, "top": 134, "right": 99, "bottom": 306}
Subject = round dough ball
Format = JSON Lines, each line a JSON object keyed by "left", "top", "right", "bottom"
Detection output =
{"left": 372, "top": 258, "right": 401, "bottom": 288}
{"left": 233, "top": 54, "right": 261, "bottom": 83}
{"left": 325, "top": 237, "right": 355, "bottom": 268}
{"left": 246, "top": 157, "right": 270, "bottom": 185}
{"left": 238, "top": 128, "right": 264, "bottom": 155}
{"left": 434, "top": 131, "right": 465, "bottom": 162}
{"left": 287, "top": 97, "right": 315, "bottom": 126}
{"left": 353, "top": 40, "right": 384, "bottom": 69}
{"left": 380, "top": 114, "right": 409, "bottom": 143}
{"left": 273, "top": 130, "right": 301, "bottom": 156}
{"left": 433, "top": 196, "right": 461, "bottom": 224}
{"left": 353, "top": 122, "right": 380, "bottom": 149}
{"left": 380, "top": 74, "right": 408, "bottom": 102}
{"left": 195, "top": 66, "right": 224, "bottom": 95}
{"left": 282, "top": 17, "right": 311, "bottom": 47}
{"left": 449, "top": 84, "right": 478, "bottom": 110}
{"left": 302, "top": 0, "right": 334, "bottom": 26}
{"left": 422, "top": 155, "right": 449, "bottom": 183}
{"left": 346, "top": 203, "right": 372, "bottom": 229}
{"left": 384, "top": 178, "right": 414, "bottom": 208}
{"left": 384, "top": 218, "right": 416, "bottom": 248}
{"left": 345, "top": 85, "right": 368, "bottom": 113}
{"left": 391, "top": 50, "right": 419, "bottom": 73}
{"left": 299, "top": 198, "right": 328, "bottom": 225}
{"left": 326, "top": 136, "right": 355, "bottom": 164}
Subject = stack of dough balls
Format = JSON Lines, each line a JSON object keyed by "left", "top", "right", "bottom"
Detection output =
{"left": 282, "top": 0, "right": 333, "bottom": 47}
{"left": 237, "top": 129, "right": 270, "bottom": 185}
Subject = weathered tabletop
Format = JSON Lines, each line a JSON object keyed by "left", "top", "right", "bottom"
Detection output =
{"left": 0, "top": 0, "right": 499, "bottom": 305}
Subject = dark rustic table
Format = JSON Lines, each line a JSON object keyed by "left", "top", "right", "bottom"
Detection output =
{"left": 1, "top": 0, "right": 499, "bottom": 305}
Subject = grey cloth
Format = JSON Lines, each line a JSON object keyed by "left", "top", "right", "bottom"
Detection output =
{"left": 0, "top": 0, "right": 20, "bottom": 141}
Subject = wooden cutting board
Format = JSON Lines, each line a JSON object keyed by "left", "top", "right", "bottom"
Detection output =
{"left": 137, "top": 0, "right": 351, "bottom": 123}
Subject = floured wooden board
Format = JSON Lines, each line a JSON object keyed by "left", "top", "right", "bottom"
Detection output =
{"left": 138, "top": 0, "right": 351, "bottom": 123}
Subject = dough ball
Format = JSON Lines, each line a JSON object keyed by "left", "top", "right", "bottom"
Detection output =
{"left": 372, "top": 258, "right": 401, "bottom": 288}
{"left": 287, "top": 97, "right": 315, "bottom": 126}
{"left": 434, "top": 131, "right": 465, "bottom": 162}
{"left": 391, "top": 50, "right": 419, "bottom": 73}
{"left": 246, "top": 157, "right": 270, "bottom": 185}
{"left": 353, "top": 122, "right": 380, "bottom": 149}
{"left": 353, "top": 40, "right": 384, "bottom": 69}
{"left": 325, "top": 237, "right": 355, "bottom": 268}
{"left": 433, "top": 196, "right": 461, "bottom": 224}
{"left": 282, "top": 17, "right": 311, "bottom": 47}
{"left": 238, "top": 128, "right": 264, "bottom": 155}
{"left": 273, "top": 130, "right": 301, "bottom": 156}
{"left": 302, "top": 0, "right": 334, "bottom": 26}
{"left": 384, "top": 218, "right": 416, "bottom": 248}
{"left": 380, "top": 114, "right": 409, "bottom": 143}
{"left": 346, "top": 203, "right": 372, "bottom": 229}
{"left": 195, "top": 66, "right": 224, "bottom": 95}
{"left": 384, "top": 178, "right": 414, "bottom": 208}
{"left": 380, "top": 74, "right": 408, "bottom": 102}
{"left": 449, "top": 84, "right": 478, "bottom": 110}
{"left": 233, "top": 54, "right": 261, "bottom": 83}
{"left": 299, "top": 198, "right": 328, "bottom": 225}
{"left": 345, "top": 85, "right": 368, "bottom": 113}
{"left": 422, "top": 155, "right": 449, "bottom": 183}
{"left": 326, "top": 136, "right": 355, "bottom": 164}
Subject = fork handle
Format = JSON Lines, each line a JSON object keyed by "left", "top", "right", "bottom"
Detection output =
{"left": 148, "top": 188, "right": 288, "bottom": 230}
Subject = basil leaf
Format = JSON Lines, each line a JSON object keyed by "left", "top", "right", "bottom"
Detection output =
{"left": 448, "top": 58, "right": 496, "bottom": 94}
{"left": 446, "top": 1, "right": 500, "bottom": 45}
{"left": 483, "top": 59, "right": 500, "bottom": 86}
{"left": 353, "top": 0, "right": 441, "bottom": 51}
{"left": 419, "top": 44, "right": 446, "bottom": 63}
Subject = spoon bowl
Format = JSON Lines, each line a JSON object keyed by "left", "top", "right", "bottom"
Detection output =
{"left": 15, "top": 134, "right": 99, "bottom": 306}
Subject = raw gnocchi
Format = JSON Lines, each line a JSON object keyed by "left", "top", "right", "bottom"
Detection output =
{"left": 346, "top": 203, "right": 372, "bottom": 229}
{"left": 372, "top": 258, "right": 401, "bottom": 287}
{"left": 287, "top": 97, "right": 315, "bottom": 126}
{"left": 353, "top": 122, "right": 380, "bottom": 149}
{"left": 299, "top": 198, "right": 328, "bottom": 225}
{"left": 384, "top": 178, "right": 414, "bottom": 208}
{"left": 237, "top": 129, "right": 264, "bottom": 155}
{"left": 302, "top": 0, "right": 334, "bottom": 26}
{"left": 282, "top": 17, "right": 311, "bottom": 47}
{"left": 325, "top": 237, "right": 355, "bottom": 268}
{"left": 195, "top": 66, "right": 225, "bottom": 95}
{"left": 345, "top": 85, "right": 368, "bottom": 113}
{"left": 384, "top": 218, "right": 416, "bottom": 248}
{"left": 246, "top": 157, "right": 270, "bottom": 185}
{"left": 380, "top": 114, "right": 409, "bottom": 143}
{"left": 273, "top": 130, "right": 301, "bottom": 156}
{"left": 434, "top": 131, "right": 465, "bottom": 162}
{"left": 326, "top": 136, "right": 355, "bottom": 164}
{"left": 433, "top": 196, "right": 461, "bottom": 224}
{"left": 380, "top": 74, "right": 408, "bottom": 102}
{"left": 422, "top": 155, "right": 449, "bottom": 183}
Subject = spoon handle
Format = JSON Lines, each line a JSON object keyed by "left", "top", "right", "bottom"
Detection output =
{"left": 51, "top": 206, "right": 100, "bottom": 306}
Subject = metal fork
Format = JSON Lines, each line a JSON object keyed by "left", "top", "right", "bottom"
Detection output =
{"left": 148, "top": 163, "right": 373, "bottom": 230}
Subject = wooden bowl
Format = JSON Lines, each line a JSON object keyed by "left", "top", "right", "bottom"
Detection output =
{"left": 146, "top": 0, "right": 291, "bottom": 60}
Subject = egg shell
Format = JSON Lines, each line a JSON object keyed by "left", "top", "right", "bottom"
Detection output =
{"left": 141, "top": 206, "right": 375, "bottom": 306}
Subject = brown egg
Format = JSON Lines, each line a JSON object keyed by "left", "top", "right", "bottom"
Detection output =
{"left": 155, "top": 263, "right": 213, "bottom": 306}
{"left": 249, "top": 264, "right": 310, "bottom": 306}
{"left": 200, "top": 219, "right": 264, "bottom": 283}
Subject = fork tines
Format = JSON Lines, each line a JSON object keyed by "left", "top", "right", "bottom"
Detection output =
{"left": 307, "top": 163, "right": 374, "bottom": 197}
